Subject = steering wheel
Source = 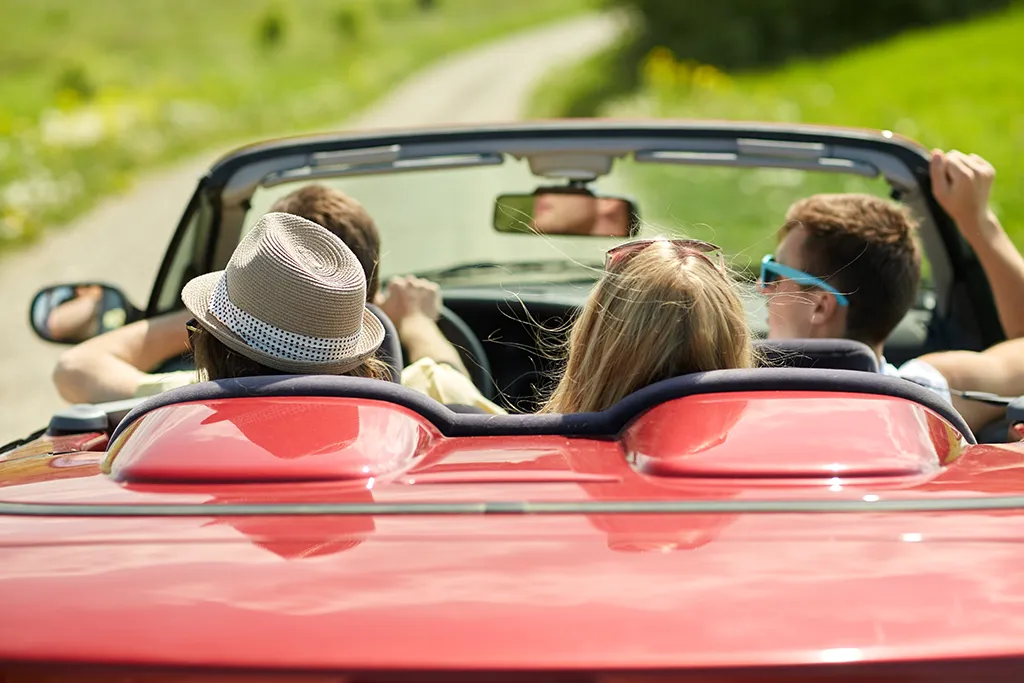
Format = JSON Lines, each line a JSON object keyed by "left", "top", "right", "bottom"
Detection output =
{"left": 434, "top": 305, "right": 496, "bottom": 401}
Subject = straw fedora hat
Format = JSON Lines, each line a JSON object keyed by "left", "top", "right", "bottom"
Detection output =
{"left": 181, "top": 211, "right": 383, "bottom": 375}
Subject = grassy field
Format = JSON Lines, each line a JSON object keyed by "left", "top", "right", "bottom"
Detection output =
{"left": 0, "top": 0, "right": 592, "bottom": 251}
{"left": 530, "top": 4, "right": 1024, "bottom": 256}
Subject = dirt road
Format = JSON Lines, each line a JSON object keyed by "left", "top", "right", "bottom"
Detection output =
{"left": 0, "top": 13, "right": 621, "bottom": 442}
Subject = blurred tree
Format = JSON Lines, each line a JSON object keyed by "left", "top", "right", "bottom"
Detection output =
{"left": 256, "top": 5, "right": 287, "bottom": 51}
{"left": 334, "top": 5, "right": 372, "bottom": 42}
{"left": 606, "top": 0, "right": 1015, "bottom": 70}
{"left": 54, "top": 63, "right": 96, "bottom": 101}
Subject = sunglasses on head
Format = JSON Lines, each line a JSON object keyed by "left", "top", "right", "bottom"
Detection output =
{"left": 185, "top": 318, "right": 200, "bottom": 348}
{"left": 759, "top": 254, "right": 849, "bottom": 306}
{"left": 605, "top": 238, "right": 725, "bottom": 273}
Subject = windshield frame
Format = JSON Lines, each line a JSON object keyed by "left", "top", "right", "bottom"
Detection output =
{"left": 146, "top": 122, "right": 1002, "bottom": 351}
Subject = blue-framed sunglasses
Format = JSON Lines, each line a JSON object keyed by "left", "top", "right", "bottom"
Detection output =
{"left": 759, "top": 255, "right": 849, "bottom": 306}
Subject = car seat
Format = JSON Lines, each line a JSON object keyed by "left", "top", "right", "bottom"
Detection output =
{"left": 367, "top": 303, "right": 403, "bottom": 383}
{"left": 754, "top": 338, "right": 879, "bottom": 373}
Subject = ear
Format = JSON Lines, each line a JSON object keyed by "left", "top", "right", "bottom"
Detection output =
{"left": 811, "top": 291, "right": 841, "bottom": 325}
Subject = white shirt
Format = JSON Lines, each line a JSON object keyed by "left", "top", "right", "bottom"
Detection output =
{"left": 881, "top": 356, "right": 952, "bottom": 404}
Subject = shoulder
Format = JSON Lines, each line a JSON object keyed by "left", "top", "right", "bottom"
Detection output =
{"left": 883, "top": 357, "right": 952, "bottom": 403}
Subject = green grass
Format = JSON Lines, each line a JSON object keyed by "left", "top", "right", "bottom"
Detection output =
{"left": 529, "top": 4, "right": 1024, "bottom": 252}
{"left": 0, "top": 0, "right": 593, "bottom": 251}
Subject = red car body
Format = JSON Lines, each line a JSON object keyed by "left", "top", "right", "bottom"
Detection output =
{"left": 4, "top": 121, "right": 1022, "bottom": 681}
{"left": 4, "top": 384, "right": 1024, "bottom": 681}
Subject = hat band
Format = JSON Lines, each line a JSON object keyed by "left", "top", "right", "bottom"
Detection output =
{"left": 208, "top": 274, "right": 364, "bottom": 364}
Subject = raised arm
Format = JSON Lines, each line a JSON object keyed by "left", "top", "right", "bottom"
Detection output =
{"left": 52, "top": 309, "right": 192, "bottom": 404}
{"left": 377, "top": 275, "right": 469, "bottom": 376}
{"left": 913, "top": 150, "right": 1024, "bottom": 431}
{"left": 931, "top": 149, "right": 1024, "bottom": 339}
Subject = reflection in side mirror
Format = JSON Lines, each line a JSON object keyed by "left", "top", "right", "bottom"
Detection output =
{"left": 29, "top": 284, "right": 138, "bottom": 344}
{"left": 494, "top": 189, "right": 640, "bottom": 238}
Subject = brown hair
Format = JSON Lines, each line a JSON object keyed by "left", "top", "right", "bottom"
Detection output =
{"left": 189, "top": 324, "right": 389, "bottom": 382}
{"left": 782, "top": 194, "right": 921, "bottom": 346}
{"left": 270, "top": 185, "right": 382, "bottom": 300}
{"left": 540, "top": 242, "right": 754, "bottom": 414}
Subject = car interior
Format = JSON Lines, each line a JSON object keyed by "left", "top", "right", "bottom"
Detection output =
{"left": 25, "top": 124, "right": 1011, "bottom": 444}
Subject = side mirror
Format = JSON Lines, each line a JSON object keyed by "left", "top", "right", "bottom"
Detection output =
{"left": 493, "top": 188, "right": 640, "bottom": 238}
{"left": 29, "top": 283, "right": 140, "bottom": 344}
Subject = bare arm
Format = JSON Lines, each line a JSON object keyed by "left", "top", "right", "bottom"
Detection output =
{"left": 919, "top": 337, "right": 1024, "bottom": 433}
{"left": 910, "top": 151, "right": 1024, "bottom": 432}
{"left": 931, "top": 150, "right": 1024, "bottom": 339}
{"left": 53, "top": 310, "right": 192, "bottom": 404}
{"left": 963, "top": 209, "right": 1024, "bottom": 338}
{"left": 397, "top": 313, "right": 468, "bottom": 374}
{"left": 46, "top": 286, "right": 103, "bottom": 342}
{"left": 378, "top": 276, "right": 469, "bottom": 376}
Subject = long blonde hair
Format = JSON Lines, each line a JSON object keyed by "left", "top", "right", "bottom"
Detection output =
{"left": 541, "top": 240, "right": 754, "bottom": 414}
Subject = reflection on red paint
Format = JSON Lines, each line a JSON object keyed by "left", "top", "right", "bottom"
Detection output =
{"left": 108, "top": 397, "right": 437, "bottom": 484}
{"left": 206, "top": 486, "right": 377, "bottom": 560}
{"left": 626, "top": 394, "right": 947, "bottom": 479}
{"left": 0, "top": 448, "right": 103, "bottom": 488}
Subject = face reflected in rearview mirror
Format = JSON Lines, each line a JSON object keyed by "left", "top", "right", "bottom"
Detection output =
{"left": 533, "top": 191, "right": 598, "bottom": 235}
{"left": 29, "top": 283, "right": 137, "bottom": 344}
{"left": 494, "top": 188, "right": 639, "bottom": 237}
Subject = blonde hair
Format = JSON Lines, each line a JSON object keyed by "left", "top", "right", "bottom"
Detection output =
{"left": 541, "top": 241, "right": 754, "bottom": 414}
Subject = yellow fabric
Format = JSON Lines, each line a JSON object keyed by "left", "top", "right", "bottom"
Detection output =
{"left": 134, "top": 370, "right": 198, "bottom": 398}
{"left": 397, "top": 360, "right": 505, "bottom": 413}
{"left": 101, "top": 307, "right": 127, "bottom": 331}
{"left": 132, "top": 359, "right": 507, "bottom": 415}
{"left": 400, "top": 358, "right": 507, "bottom": 415}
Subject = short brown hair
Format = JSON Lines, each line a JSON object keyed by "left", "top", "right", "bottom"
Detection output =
{"left": 189, "top": 324, "right": 389, "bottom": 382}
{"left": 270, "top": 185, "right": 381, "bottom": 300}
{"left": 782, "top": 194, "right": 921, "bottom": 346}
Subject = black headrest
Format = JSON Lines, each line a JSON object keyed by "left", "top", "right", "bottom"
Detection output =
{"left": 755, "top": 338, "right": 879, "bottom": 373}
{"left": 366, "top": 303, "right": 403, "bottom": 383}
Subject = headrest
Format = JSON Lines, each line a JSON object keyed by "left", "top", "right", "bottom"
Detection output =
{"left": 755, "top": 338, "right": 879, "bottom": 373}
{"left": 366, "top": 303, "right": 403, "bottom": 383}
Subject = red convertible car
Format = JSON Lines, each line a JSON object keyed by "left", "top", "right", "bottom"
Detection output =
{"left": 4, "top": 122, "right": 1024, "bottom": 681}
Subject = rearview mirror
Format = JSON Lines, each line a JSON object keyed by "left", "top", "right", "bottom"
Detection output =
{"left": 29, "top": 283, "right": 139, "bottom": 344}
{"left": 493, "top": 188, "right": 640, "bottom": 237}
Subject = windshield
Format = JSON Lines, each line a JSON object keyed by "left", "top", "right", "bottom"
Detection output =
{"left": 246, "top": 156, "right": 629, "bottom": 284}
{"left": 245, "top": 154, "right": 929, "bottom": 287}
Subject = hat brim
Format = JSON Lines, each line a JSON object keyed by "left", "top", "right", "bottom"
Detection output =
{"left": 182, "top": 271, "right": 384, "bottom": 376}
